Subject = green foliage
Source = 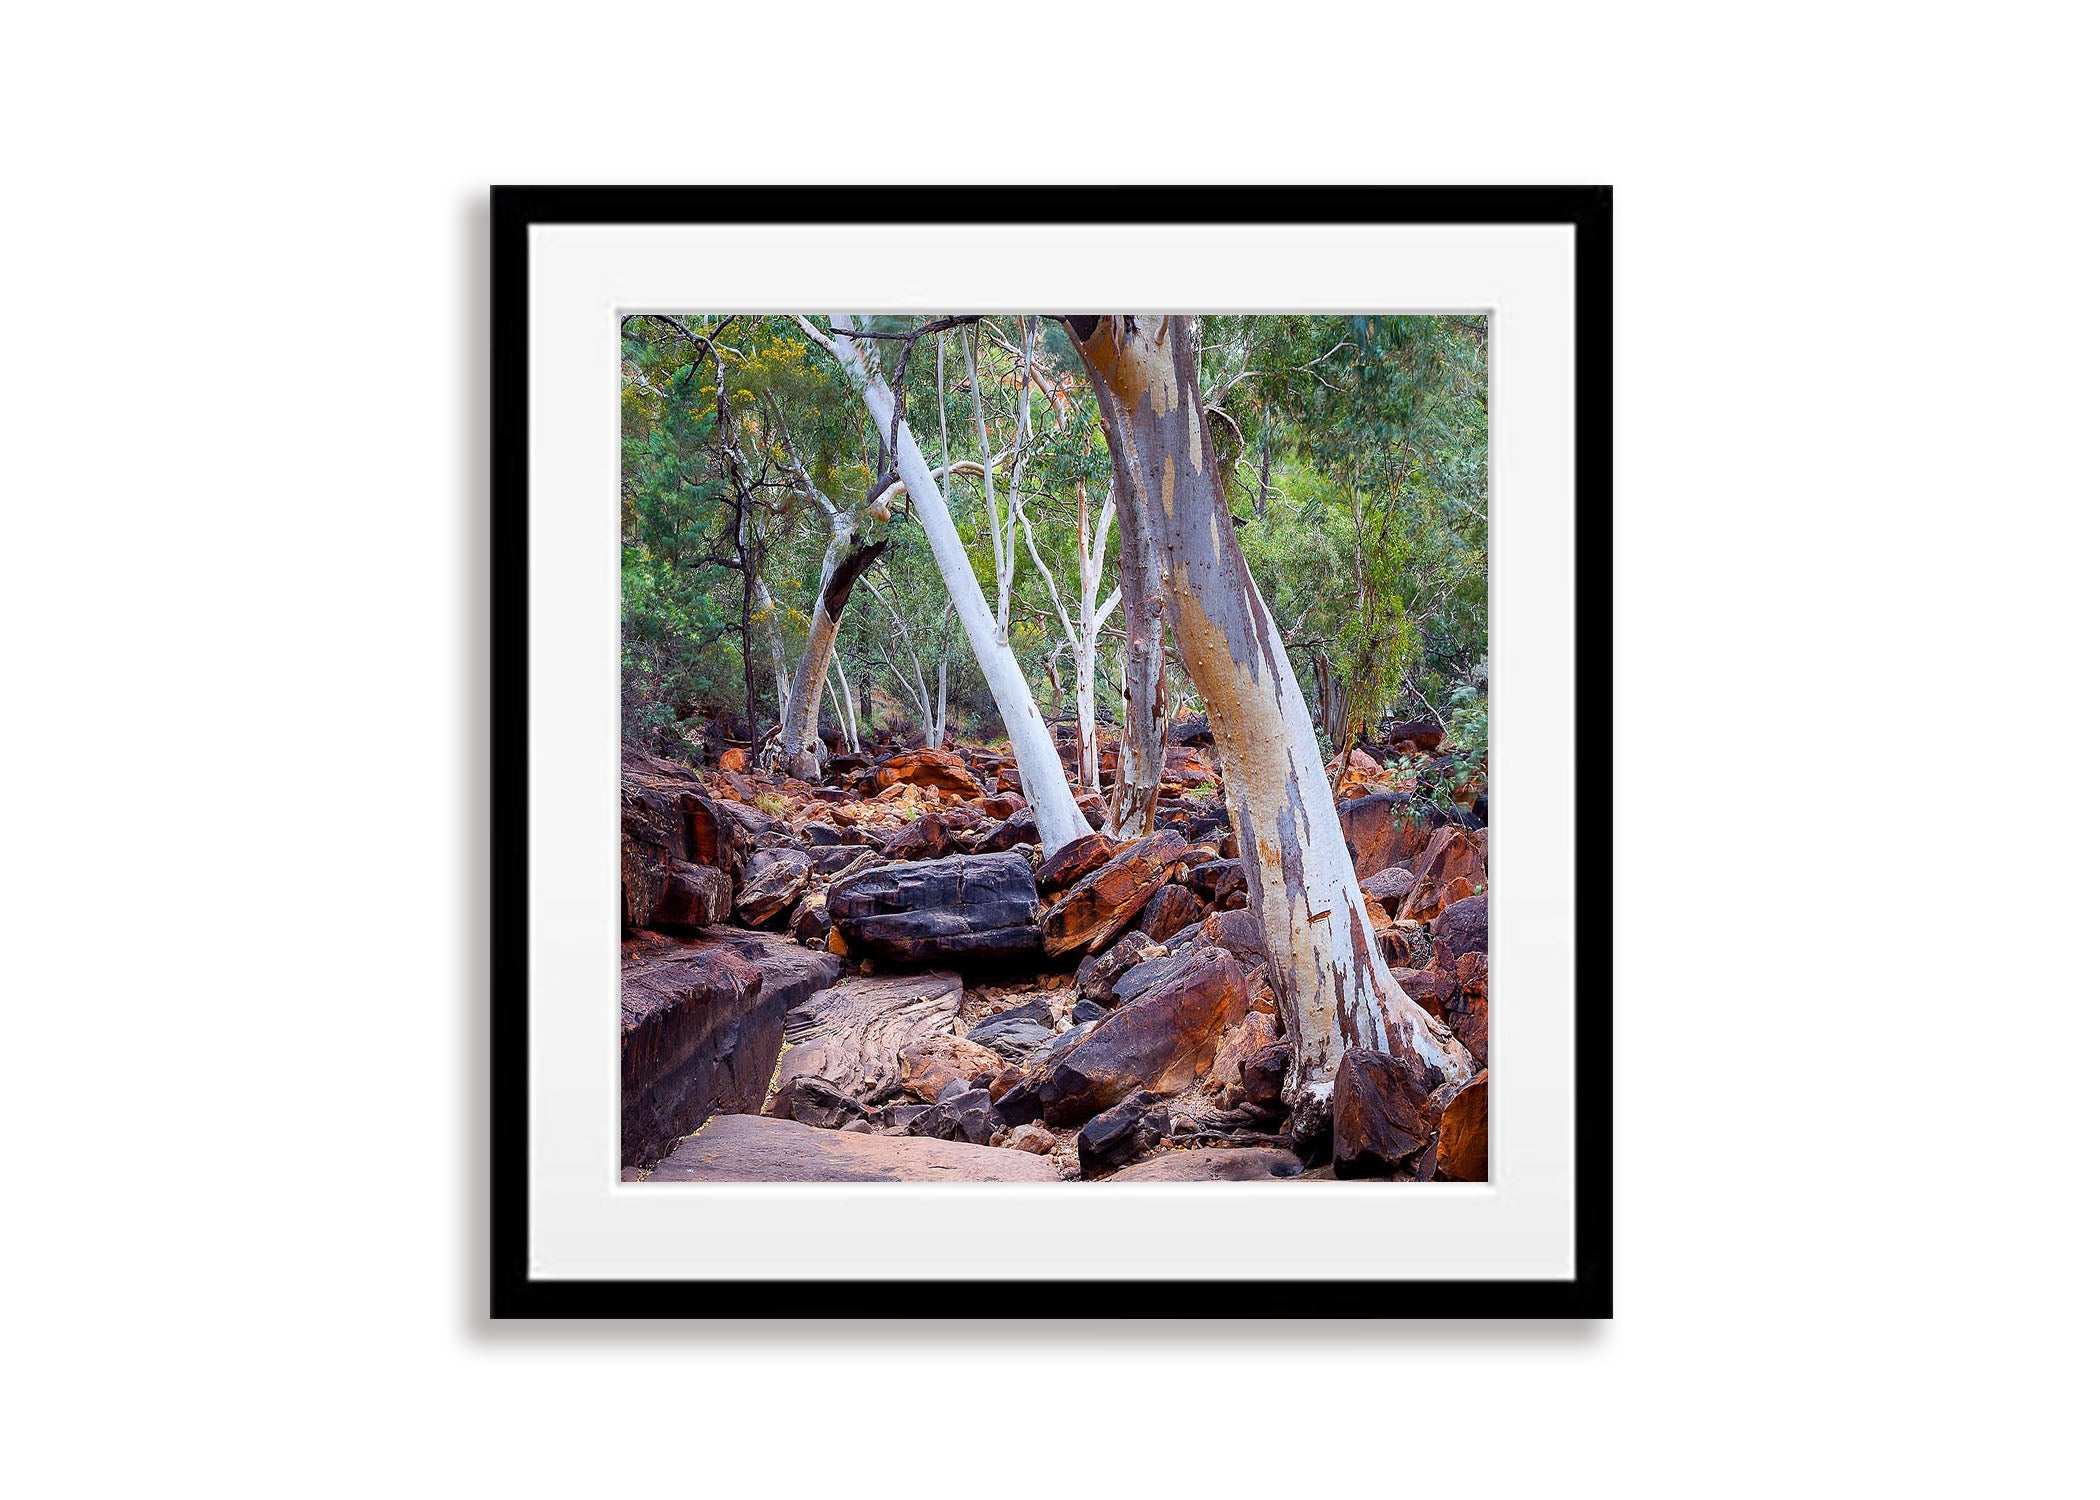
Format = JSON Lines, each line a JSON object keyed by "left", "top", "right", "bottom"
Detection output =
{"left": 618, "top": 312, "right": 1490, "bottom": 764}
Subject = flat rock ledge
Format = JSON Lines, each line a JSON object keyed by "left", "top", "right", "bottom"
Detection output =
{"left": 648, "top": 1113, "right": 1062, "bottom": 1182}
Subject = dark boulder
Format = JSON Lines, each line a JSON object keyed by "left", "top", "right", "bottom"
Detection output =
{"left": 827, "top": 851, "right": 1042, "bottom": 965}
{"left": 906, "top": 1086, "right": 998, "bottom": 1146}
{"left": 1183, "top": 859, "right": 1247, "bottom": 903}
{"left": 1076, "top": 1091, "right": 1171, "bottom": 1177}
{"left": 966, "top": 998, "right": 1059, "bottom": 1060}
{"left": 881, "top": 812, "right": 954, "bottom": 861}
{"left": 734, "top": 847, "right": 813, "bottom": 926}
{"left": 1432, "top": 894, "right": 1489, "bottom": 968}
{"left": 1076, "top": 929, "right": 1155, "bottom": 1003}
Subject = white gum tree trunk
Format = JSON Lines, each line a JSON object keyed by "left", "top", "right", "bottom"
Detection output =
{"left": 811, "top": 315, "right": 1091, "bottom": 856}
{"left": 1064, "top": 315, "right": 1476, "bottom": 1126}
{"left": 1018, "top": 475, "right": 1121, "bottom": 796}
{"left": 1107, "top": 489, "right": 1169, "bottom": 838}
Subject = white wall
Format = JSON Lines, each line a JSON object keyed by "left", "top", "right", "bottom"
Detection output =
{"left": 2, "top": 4, "right": 2092, "bottom": 1496}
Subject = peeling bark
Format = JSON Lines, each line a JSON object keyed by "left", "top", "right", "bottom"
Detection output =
{"left": 1065, "top": 315, "right": 1475, "bottom": 1118}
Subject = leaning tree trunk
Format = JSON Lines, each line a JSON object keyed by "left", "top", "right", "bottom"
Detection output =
{"left": 1065, "top": 315, "right": 1475, "bottom": 1132}
{"left": 819, "top": 317, "right": 1091, "bottom": 856}
{"left": 780, "top": 507, "right": 886, "bottom": 781}
{"left": 753, "top": 575, "right": 792, "bottom": 724}
{"left": 1107, "top": 493, "right": 1169, "bottom": 839}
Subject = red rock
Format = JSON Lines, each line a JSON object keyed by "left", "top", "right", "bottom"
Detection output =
{"left": 1429, "top": 1071, "right": 1488, "bottom": 1181}
{"left": 657, "top": 859, "right": 731, "bottom": 928}
{"left": 1001, "top": 1123, "right": 1058, "bottom": 1155}
{"left": 873, "top": 747, "right": 983, "bottom": 798}
{"left": 1159, "top": 744, "right": 1215, "bottom": 788}
{"left": 1443, "top": 949, "right": 1488, "bottom": 1062}
{"left": 1037, "top": 948, "right": 1248, "bottom": 1125}
{"left": 1332, "top": 1045, "right": 1448, "bottom": 1178}
{"left": 1337, "top": 792, "right": 1437, "bottom": 878}
{"left": 1183, "top": 858, "right": 1246, "bottom": 903}
{"left": 1196, "top": 908, "right": 1268, "bottom": 969}
{"left": 1034, "top": 832, "right": 1121, "bottom": 902}
{"left": 897, "top": 1033, "right": 1005, "bottom": 1103}
{"left": 1391, "top": 965, "right": 1455, "bottom": 1021}
{"left": 1138, "top": 882, "right": 1206, "bottom": 941}
{"left": 1205, "top": 1010, "right": 1280, "bottom": 1103}
{"left": 882, "top": 811, "right": 954, "bottom": 861}
{"left": 718, "top": 746, "right": 748, "bottom": 772}
{"left": 1385, "top": 719, "right": 1446, "bottom": 755}
{"left": 621, "top": 930, "right": 840, "bottom": 1168}
{"left": 1398, "top": 825, "right": 1487, "bottom": 922}
{"left": 1040, "top": 831, "right": 1189, "bottom": 958}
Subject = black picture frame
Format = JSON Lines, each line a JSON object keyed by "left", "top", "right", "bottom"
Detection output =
{"left": 491, "top": 185, "right": 1612, "bottom": 1319}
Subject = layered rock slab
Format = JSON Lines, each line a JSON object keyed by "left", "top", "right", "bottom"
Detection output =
{"left": 827, "top": 851, "right": 1043, "bottom": 965}
{"left": 621, "top": 929, "right": 841, "bottom": 1169}
{"left": 651, "top": 1113, "right": 1060, "bottom": 1182}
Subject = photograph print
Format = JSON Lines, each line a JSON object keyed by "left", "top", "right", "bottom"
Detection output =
{"left": 619, "top": 311, "right": 1489, "bottom": 1185}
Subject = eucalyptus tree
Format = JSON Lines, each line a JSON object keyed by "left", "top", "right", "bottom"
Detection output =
{"left": 1063, "top": 314, "right": 1477, "bottom": 1137}
{"left": 804, "top": 314, "right": 1092, "bottom": 857}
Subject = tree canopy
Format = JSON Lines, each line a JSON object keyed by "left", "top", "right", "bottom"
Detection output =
{"left": 619, "top": 313, "right": 1488, "bottom": 765}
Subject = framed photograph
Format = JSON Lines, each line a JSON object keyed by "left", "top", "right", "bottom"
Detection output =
{"left": 492, "top": 185, "right": 1611, "bottom": 1316}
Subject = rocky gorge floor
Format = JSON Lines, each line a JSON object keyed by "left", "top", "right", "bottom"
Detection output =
{"left": 619, "top": 720, "right": 1488, "bottom": 1185}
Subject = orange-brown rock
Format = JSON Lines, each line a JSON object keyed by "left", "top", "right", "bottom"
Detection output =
{"left": 1138, "top": 882, "right": 1206, "bottom": 941}
{"left": 1040, "top": 831, "right": 1190, "bottom": 958}
{"left": 1158, "top": 743, "right": 1215, "bottom": 788}
{"left": 1036, "top": 947, "right": 1248, "bottom": 1125}
{"left": 1398, "top": 825, "right": 1487, "bottom": 921}
{"left": 1332, "top": 1044, "right": 1445, "bottom": 1178}
{"left": 1034, "top": 831, "right": 1122, "bottom": 902}
{"left": 874, "top": 747, "right": 983, "bottom": 798}
{"left": 718, "top": 746, "right": 748, "bottom": 772}
{"left": 1443, "top": 949, "right": 1489, "bottom": 1062}
{"left": 1205, "top": 1009, "right": 1280, "bottom": 1104}
{"left": 1196, "top": 907, "right": 1268, "bottom": 970}
{"left": 1337, "top": 792, "right": 1438, "bottom": 878}
{"left": 1429, "top": 1071, "right": 1488, "bottom": 1181}
{"left": 898, "top": 1032, "right": 1005, "bottom": 1103}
